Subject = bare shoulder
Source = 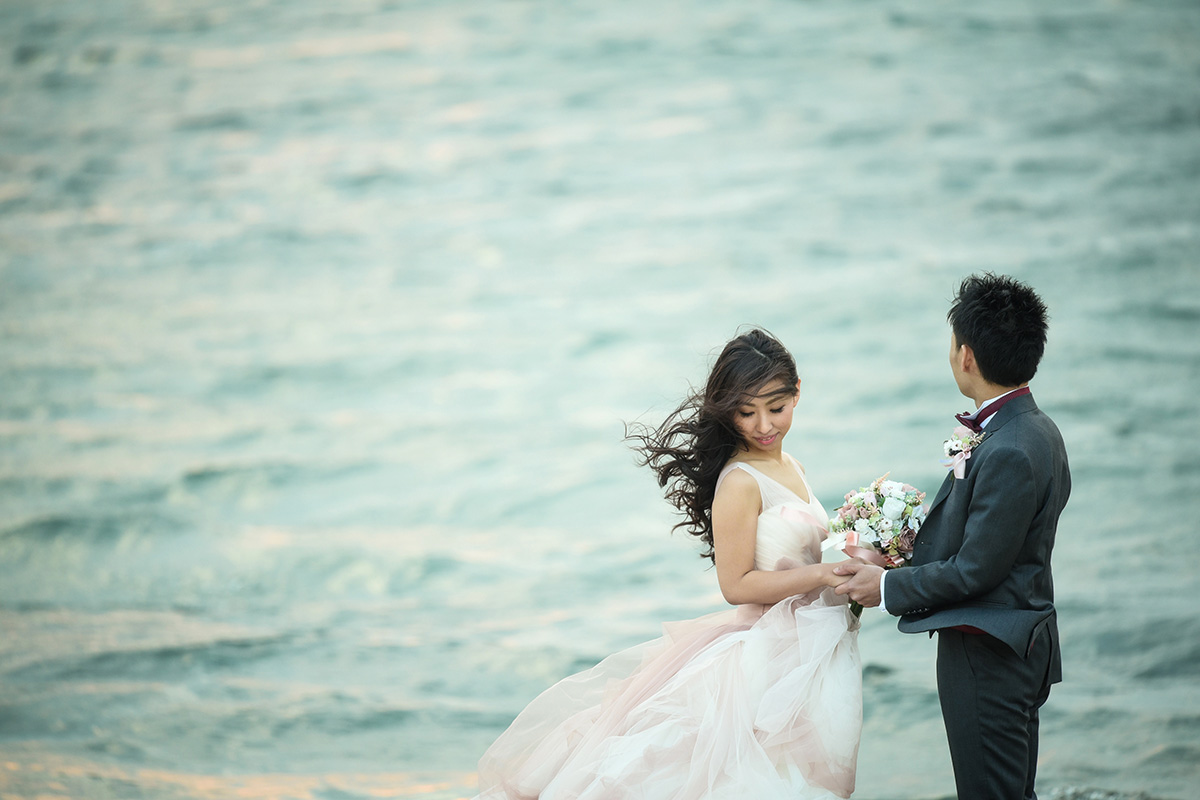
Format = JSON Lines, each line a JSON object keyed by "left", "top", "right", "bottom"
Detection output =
{"left": 712, "top": 465, "right": 761, "bottom": 515}
{"left": 712, "top": 465, "right": 762, "bottom": 529}
{"left": 785, "top": 452, "right": 806, "bottom": 474}
{"left": 714, "top": 464, "right": 758, "bottom": 501}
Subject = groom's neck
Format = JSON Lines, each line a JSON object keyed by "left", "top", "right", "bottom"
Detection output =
{"left": 968, "top": 381, "right": 1027, "bottom": 408}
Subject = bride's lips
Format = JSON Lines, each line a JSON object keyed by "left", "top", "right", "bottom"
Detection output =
{"left": 755, "top": 434, "right": 778, "bottom": 446}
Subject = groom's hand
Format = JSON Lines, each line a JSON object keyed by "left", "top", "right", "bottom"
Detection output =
{"left": 833, "top": 562, "right": 884, "bottom": 608}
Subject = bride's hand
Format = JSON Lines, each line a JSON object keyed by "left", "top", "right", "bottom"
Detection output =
{"left": 823, "top": 563, "right": 852, "bottom": 588}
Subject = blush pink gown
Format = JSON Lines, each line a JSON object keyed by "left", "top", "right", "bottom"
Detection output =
{"left": 474, "top": 460, "right": 862, "bottom": 800}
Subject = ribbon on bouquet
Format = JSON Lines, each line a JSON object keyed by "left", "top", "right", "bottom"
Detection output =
{"left": 780, "top": 505, "right": 898, "bottom": 568}
{"left": 817, "top": 524, "right": 890, "bottom": 568}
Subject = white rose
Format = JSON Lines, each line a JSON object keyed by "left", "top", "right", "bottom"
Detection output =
{"left": 882, "top": 496, "right": 906, "bottom": 520}
{"left": 854, "top": 519, "right": 872, "bottom": 535}
{"left": 880, "top": 480, "right": 903, "bottom": 498}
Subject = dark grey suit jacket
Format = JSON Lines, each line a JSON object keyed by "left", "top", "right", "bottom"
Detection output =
{"left": 886, "top": 393, "right": 1071, "bottom": 682}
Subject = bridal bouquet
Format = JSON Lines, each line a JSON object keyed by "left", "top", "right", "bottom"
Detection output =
{"left": 823, "top": 474, "right": 928, "bottom": 615}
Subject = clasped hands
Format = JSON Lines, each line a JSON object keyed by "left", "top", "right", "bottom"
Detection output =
{"left": 830, "top": 560, "right": 885, "bottom": 609}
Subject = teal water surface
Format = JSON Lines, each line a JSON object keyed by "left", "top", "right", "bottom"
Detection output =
{"left": 1, "top": 1, "right": 1198, "bottom": 798}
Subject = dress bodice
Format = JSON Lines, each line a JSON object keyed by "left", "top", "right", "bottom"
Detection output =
{"left": 717, "top": 460, "right": 830, "bottom": 571}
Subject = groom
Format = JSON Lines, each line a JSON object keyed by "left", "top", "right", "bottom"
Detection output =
{"left": 835, "top": 273, "right": 1071, "bottom": 800}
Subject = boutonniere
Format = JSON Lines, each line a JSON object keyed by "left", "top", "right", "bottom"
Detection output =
{"left": 941, "top": 425, "right": 986, "bottom": 479}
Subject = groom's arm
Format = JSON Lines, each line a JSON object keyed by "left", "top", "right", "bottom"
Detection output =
{"left": 885, "top": 444, "right": 1040, "bottom": 615}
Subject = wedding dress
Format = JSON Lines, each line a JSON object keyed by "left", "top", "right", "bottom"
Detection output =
{"left": 474, "top": 460, "right": 862, "bottom": 799}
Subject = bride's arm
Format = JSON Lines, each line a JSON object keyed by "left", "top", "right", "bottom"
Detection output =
{"left": 711, "top": 470, "right": 848, "bottom": 606}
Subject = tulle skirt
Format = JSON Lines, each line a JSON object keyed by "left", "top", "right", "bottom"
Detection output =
{"left": 475, "top": 588, "right": 862, "bottom": 800}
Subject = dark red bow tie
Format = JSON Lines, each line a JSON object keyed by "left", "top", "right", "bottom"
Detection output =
{"left": 955, "top": 386, "right": 1030, "bottom": 432}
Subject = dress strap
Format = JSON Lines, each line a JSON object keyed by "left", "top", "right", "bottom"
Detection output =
{"left": 715, "top": 462, "right": 764, "bottom": 500}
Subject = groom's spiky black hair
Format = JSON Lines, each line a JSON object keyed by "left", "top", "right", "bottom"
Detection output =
{"left": 949, "top": 273, "right": 1049, "bottom": 387}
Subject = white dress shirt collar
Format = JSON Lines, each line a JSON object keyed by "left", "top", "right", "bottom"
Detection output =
{"left": 963, "top": 387, "right": 1027, "bottom": 430}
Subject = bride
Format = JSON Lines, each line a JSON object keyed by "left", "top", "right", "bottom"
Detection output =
{"left": 473, "top": 329, "right": 862, "bottom": 799}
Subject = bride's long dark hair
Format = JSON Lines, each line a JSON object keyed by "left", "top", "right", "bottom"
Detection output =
{"left": 628, "top": 329, "right": 800, "bottom": 561}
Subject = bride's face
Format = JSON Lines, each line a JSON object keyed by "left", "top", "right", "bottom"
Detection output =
{"left": 733, "top": 379, "right": 800, "bottom": 453}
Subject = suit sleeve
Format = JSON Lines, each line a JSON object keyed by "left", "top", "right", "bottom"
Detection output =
{"left": 885, "top": 444, "right": 1039, "bottom": 615}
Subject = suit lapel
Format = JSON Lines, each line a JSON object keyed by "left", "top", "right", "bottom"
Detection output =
{"left": 926, "top": 472, "right": 954, "bottom": 515}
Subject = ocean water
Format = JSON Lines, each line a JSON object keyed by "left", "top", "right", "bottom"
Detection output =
{"left": 1, "top": 1, "right": 1198, "bottom": 798}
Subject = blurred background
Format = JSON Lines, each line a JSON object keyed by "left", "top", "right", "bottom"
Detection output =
{"left": 1, "top": 1, "right": 1198, "bottom": 798}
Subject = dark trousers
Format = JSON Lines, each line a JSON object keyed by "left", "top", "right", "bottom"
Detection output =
{"left": 936, "top": 627, "right": 1054, "bottom": 800}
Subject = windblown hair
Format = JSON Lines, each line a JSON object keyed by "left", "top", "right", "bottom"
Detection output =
{"left": 949, "top": 273, "right": 1049, "bottom": 387}
{"left": 628, "top": 329, "right": 799, "bottom": 561}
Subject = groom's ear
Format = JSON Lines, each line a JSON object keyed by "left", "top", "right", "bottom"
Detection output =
{"left": 959, "top": 344, "right": 977, "bottom": 375}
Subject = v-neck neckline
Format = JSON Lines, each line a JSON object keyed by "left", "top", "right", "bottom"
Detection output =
{"left": 733, "top": 460, "right": 813, "bottom": 506}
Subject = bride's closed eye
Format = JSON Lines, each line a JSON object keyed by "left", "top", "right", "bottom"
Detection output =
{"left": 738, "top": 405, "right": 785, "bottom": 418}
